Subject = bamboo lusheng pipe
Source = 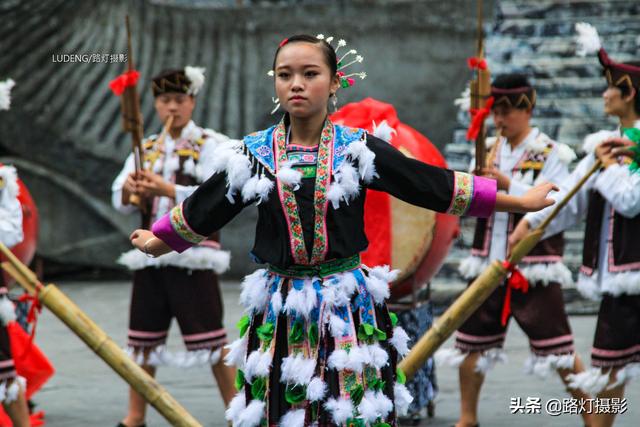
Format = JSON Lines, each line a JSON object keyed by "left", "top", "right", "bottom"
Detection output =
{"left": 128, "top": 114, "right": 174, "bottom": 208}
{"left": 0, "top": 244, "right": 202, "bottom": 427}
{"left": 399, "top": 159, "right": 604, "bottom": 380}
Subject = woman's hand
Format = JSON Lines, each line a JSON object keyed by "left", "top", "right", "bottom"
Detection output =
{"left": 130, "top": 229, "right": 172, "bottom": 257}
{"left": 495, "top": 182, "right": 557, "bottom": 213}
{"left": 136, "top": 170, "right": 176, "bottom": 199}
{"left": 519, "top": 182, "right": 558, "bottom": 211}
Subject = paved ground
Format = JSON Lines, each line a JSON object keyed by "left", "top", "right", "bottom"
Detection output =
{"left": 27, "top": 280, "right": 638, "bottom": 426}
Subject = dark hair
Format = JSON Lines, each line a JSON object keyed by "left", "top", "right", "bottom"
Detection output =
{"left": 272, "top": 34, "right": 337, "bottom": 75}
{"left": 616, "top": 61, "right": 640, "bottom": 115}
{"left": 492, "top": 73, "right": 532, "bottom": 90}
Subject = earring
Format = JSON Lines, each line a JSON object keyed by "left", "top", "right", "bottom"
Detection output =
{"left": 331, "top": 93, "right": 338, "bottom": 112}
{"left": 270, "top": 96, "right": 281, "bottom": 115}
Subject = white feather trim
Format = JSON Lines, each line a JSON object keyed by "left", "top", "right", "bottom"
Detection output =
{"left": 238, "top": 399, "right": 266, "bottom": 427}
{"left": 568, "top": 368, "right": 610, "bottom": 395}
{"left": 182, "top": 156, "right": 197, "bottom": 177}
{"left": 609, "top": 363, "right": 640, "bottom": 390}
{"left": 307, "top": 377, "right": 326, "bottom": 401}
{"left": 458, "top": 256, "right": 488, "bottom": 280}
{"left": 475, "top": 348, "right": 508, "bottom": 374}
{"left": 523, "top": 353, "right": 575, "bottom": 379}
{"left": 575, "top": 22, "right": 602, "bottom": 57}
{"left": 210, "top": 141, "right": 238, "bottom": 174}
{"left": 270, "top": 291, "right": 283, "bottom": 315}
{"left": 225, "top": 336, "right": 248, "bottom": 368}
{"left": 454, "top": 86, "right": 471, "bottom": 113}
{"left": 170, "top": 348, "right": 223, "bottom": 368}
{"left": 434, "top": 347, "right": 467, "bottom": 368}
{"left": 324, "top": 397, "right": 353, "bottom": 425}
{"left": 519, "top": 262, "right": 574, "bottom": 287}
{"left": 279, "top": 409, "right": 305, "bottom": 427}
{"left": 241, "top": 174, "right": 259, "bottom": 203}
{"left": 346, "top": 140, "right": 377, "bottom": 184}
{"left": 0, "top": 297, "right": 15, "bottom": 325}
{"left": 365, "top": 266, "right": 397, "bottom": 305}
{"left": 394, "top": 382, "right": 414, "bottom": 416}
{"left": 225, "top": 392, "right": 246, "bottom": 423}
{"left": 327, "top": 181, "right": 347, "bottom": 210}
{"left": 372, "top": 120, "right": 397, "bottom": 143}
{"left": 600, "top": 270, "right": 640, "bottom": 297}
{"left": 582, "top": 130, "right": 616, "bottom": 154}
{"left": 2, "top": 376, "right": 25, "bottom": 404}
{"left": 322, "top": 272, "right": 358, "bottom": 308}
{"left": 0, "top": 79, "right": 15, "bottom": 111}
{"left": 239, "top": 269, "right": 270, "bottom": 314}
{"left": 389, "top": 326, "right": 410, "bottom": 357}
{"left": 365, "top": 343, "right": 390, "bottom": 368}
{"left": 328, "top": 313, "right": 348, "bottom": 337}
{"left": 329, "top": 161, "right": 361, "bottom": 208}
{"left": 284, "top": 279, "right": 317, "bottom": 319}
{"left": 357, "top": 391, "right": 380, "bottom": 422}
{"left": 555, "top": 143, "right": 577, "bottom": 165}
{"left": 576, "top": 272, "right": 601, "bottom": 301}
{"left": 117, "top": 246, "right": 230, "bottom": 273}
{"left": 255, "top": 175, "right": 274, "bottom": 204}
{"left": 226, "top": 152, "right": 253, "bottom": 201}
{"left": 0, "top": 165, "right": 19, "bottom": 199}
{"left": 276, "top": 163, "right": 302, "bottom": 190}
{"left": 280, "top": 353, "right": 316, "bottom": 385}
{"left": 185, "top": 66, "right": 206, "bottom": 96}
{"left": 327, "top": 346, "right": 366, "bottom": 373}
{"left": 244, "top": 350, "right": 273, "bottom": 383}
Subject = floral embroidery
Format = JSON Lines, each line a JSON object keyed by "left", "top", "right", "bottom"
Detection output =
{"left": 447, "top": 171, "right": 474, "bottom": 216}
{"left": 169, "top": 204, "right": 206, "bottom": 244}
{"left": 256, "top": 145, "right": 272, "bottom": 157}
{"left": 274, "top": 119, "right": 333, "bottom": 265}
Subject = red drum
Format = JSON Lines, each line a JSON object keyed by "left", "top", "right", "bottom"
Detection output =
{"left": 1, "top": 174, "right": 38, "bottom": 285}
{"left": 331, "top": 98, "right": 459, "bottom": 300}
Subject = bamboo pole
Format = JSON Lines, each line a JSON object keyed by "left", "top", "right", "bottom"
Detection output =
{"left": 0, "top": 244, "right": 202, "bottom": 427}
{"left": 398, "top": 160, "right": 603, "bottom": 380}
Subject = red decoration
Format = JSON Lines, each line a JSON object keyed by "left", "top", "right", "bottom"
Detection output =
{"left": 108, "top": 70, "right": 140, "bottom": 96}
{"left": 466, "top": 96, "right": 494, "bottom": 141}
{"left": 0, "top": 322, "right": 54, "bottom": 426}
{"left": 330, "top": 98, "right": 460, "bottom": 300}
{"left": 279, "top": 38, "right": 289, "bottom": 48}
{"left": 500, "top": 261, "right": 529, "bottom": 326}
{"left": 467, "top": 57, "right": 488, "bottom": 70}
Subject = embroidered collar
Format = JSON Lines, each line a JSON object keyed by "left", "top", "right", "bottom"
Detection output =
{"left": 242, "top": 121, "right": 365, "bottom": 175}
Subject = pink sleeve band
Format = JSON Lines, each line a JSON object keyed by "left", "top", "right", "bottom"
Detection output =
{"left": 466, "top": 175, "right": 497, "bottom": 218}
{"left": 151, "top": 213, "right": 194, "bottom": 253}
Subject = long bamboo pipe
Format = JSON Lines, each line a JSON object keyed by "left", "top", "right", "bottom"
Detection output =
{"left": 0, "top": 244, "right": 202, "bottom": 427}
{"left": 398, "top": 159, "right": 603, "bottom": 380}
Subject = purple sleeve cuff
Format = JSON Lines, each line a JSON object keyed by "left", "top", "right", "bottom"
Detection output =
{"left": 466, "top": 175, "right": 497, "bottom": 218}
{"left": 151, "top": 212, "right": 195, "bottom": 253}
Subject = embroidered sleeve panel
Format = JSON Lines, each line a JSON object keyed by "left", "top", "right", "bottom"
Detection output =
{"left": 151, "top": 204, "right": 206, "bottom": 253}
{"left": 446, "top": 172, "right": 497, "bottom": 218}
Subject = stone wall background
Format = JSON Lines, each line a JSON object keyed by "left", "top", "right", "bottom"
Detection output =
{"left": 441, "top": 0, "right": 640, "bottom": 282}
{"left": 0, "top": 0, "right": 495, "bottom": 277}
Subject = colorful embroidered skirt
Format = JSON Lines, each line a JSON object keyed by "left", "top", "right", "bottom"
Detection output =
{"left": 224, "top": 255, "right": 413, "bottom": 427}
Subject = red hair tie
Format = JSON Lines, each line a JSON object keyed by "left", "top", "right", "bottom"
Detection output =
{"left": 279, "top": 38, "right": 289, "bottom": 48}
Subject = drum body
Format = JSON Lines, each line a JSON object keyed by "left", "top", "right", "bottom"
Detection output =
{"left": 331, "top": 98, "right": 459, "bottom": 300}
